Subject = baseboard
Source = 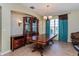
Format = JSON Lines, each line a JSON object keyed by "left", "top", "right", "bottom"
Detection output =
{"left": 0, "top": 50, "right": 11, "bottom": 56}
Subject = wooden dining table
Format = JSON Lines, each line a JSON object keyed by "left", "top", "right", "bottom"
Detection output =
{"left": 32, "top": 34, "right": 57, "bottom": 56}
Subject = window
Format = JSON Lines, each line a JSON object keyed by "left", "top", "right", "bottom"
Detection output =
{"left": 50, "top": 19, "right": 59, "bottom": 35}
{"left": 55, "top": 19, "right": 59, "bottom": 34}
{"left": 50, "top": 19, "right": 54, "bottom": 35}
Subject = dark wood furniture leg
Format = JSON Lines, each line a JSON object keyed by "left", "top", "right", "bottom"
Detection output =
{"left": 40, "top": 50, "right": 43, "bottom": 56}
{"left": 78, "top": 52, "right": 79, "bottom": 56}
{"left": 50, "top": 39, "right": 54, "bottom": 44}
{"left": 32, "top": 46, "right": 38, "bottom": 52}
{"left": 32, "top": 44, "right": 44, "bottom": 56}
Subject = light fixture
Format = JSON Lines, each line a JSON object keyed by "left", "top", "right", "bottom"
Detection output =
{"left": 48, "top": 16, "right": 52, "bottom": 19}
{"left": 43, "top": 16, "right": 52, "bottom": 20}
{"left": 18, "top": 20, "right": 22, "bottom": 26}
{"left": 43, "top": 16, "right": 47, "bottom": 20}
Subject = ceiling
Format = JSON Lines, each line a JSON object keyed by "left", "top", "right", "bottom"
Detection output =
{"left": 21, "top": 3, "right": 79, "bottom": 16}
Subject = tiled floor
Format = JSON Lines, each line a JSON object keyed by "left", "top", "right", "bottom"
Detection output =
{"left": 3, "top": 41, "right": 77, "bottom": 56}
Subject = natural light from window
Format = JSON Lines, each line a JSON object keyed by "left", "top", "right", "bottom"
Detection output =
{"left": 50, "top": 19, "right": 59, "bottom": 35}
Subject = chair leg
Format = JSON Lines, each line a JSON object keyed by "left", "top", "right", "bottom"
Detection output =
{"left": 51, "top": 40, "right": 54, "bottom": 44}
{"left": 40, "top": 50, "right": 43, "bottom": 56}
{"left": 32, "top": 49, "right": 36, "bottom": 52}
{"left": 39, "top": 46, "right": 44, "bottom": 56}
{"left": 32, "top": 45, "right": 38, "bottom": 52}
{"left": 78, "top": 53, "right": 79, "bottom": 56}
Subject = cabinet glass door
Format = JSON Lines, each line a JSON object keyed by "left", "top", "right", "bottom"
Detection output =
{"left": 32, "top": 17, "right": 37, "bottom": 34}
{"left": 25, "top": 17, "right": 31, "bottom": 34}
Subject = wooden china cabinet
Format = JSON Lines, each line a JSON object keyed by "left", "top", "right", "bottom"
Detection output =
{"left": 23, "top": 16, "right": 39, "bottom": 43}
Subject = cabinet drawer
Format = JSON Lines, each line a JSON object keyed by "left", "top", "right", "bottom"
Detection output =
{"left": 27, "top": 36, "right": 31, "bottom": 40}
{"left": 11, "top": 36, "right": 25, "bottom": 51}
{"left": 20, "top": 39, "right": 25, "bottom": 45}
{"left": 14, "top": 39, "right": 20, "bottom": 44}
{"left": 14, "top": 40, "right": 19, "bottom": 43}
{"left": 13, "top": 43, "right": 20, "bottom": 48}
{"left": 14, "top": 40, "right": 20, "bottom": 46}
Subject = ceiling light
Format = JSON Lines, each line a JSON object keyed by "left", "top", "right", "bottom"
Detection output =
{"left": 43, "top": 16, "right": 52, "bottom": 20}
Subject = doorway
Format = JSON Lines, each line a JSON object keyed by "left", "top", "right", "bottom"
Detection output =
{"left": 49, "top": 14, "right": 68, "bottom": 42}
{"left": 50, "top": 18, "right": 59, "bottom": 40}
{"left": 59, "top": 14, "right": 68, "bottom": 43}
{"left": 45, "top": 17, "right": 59, "bottom": 40}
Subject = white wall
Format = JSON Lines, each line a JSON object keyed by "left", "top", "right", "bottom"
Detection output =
{"left": 0, "top": 7, "right": 1, "bottom": 51}
{"left": 44, "top": 12, "right": 79, "bottom": 42}
{"left": 68, "top": 11, "right": 79, "bottom": 42}
{"left": 10, "top": 4, "right": 43, "bottom": 35}
{"left": 1, "top": 5, "right": 11, "bottom": 54}
{"left": 10, "top": 4, "right": 41, "bottom": 20}
{"left": 39, "top": 20, "right": 43, "bottom": 34}
{"left": 38, "top": 16, "right": 47, "bottom": 34}
{"left": 41, "top": 12, "right": 79, "bottom": 42}
{"left": 11, "top": 12, "right": 26, "bottom": 36}
{"left": 0, "top": 4, "right": 42, "bottom": 54}
{"left": 11, "top": 12, "right": 44, "bottom": 35}
{"left": 42, "top": 18, "right": 46, "bottom": 34}
{"left": 52, "top": 11, "right": 79, "bottom": 42}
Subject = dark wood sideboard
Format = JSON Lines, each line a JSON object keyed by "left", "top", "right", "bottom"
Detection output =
{"left": 11, "top": 35, "right": 25, "bottom": 51}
